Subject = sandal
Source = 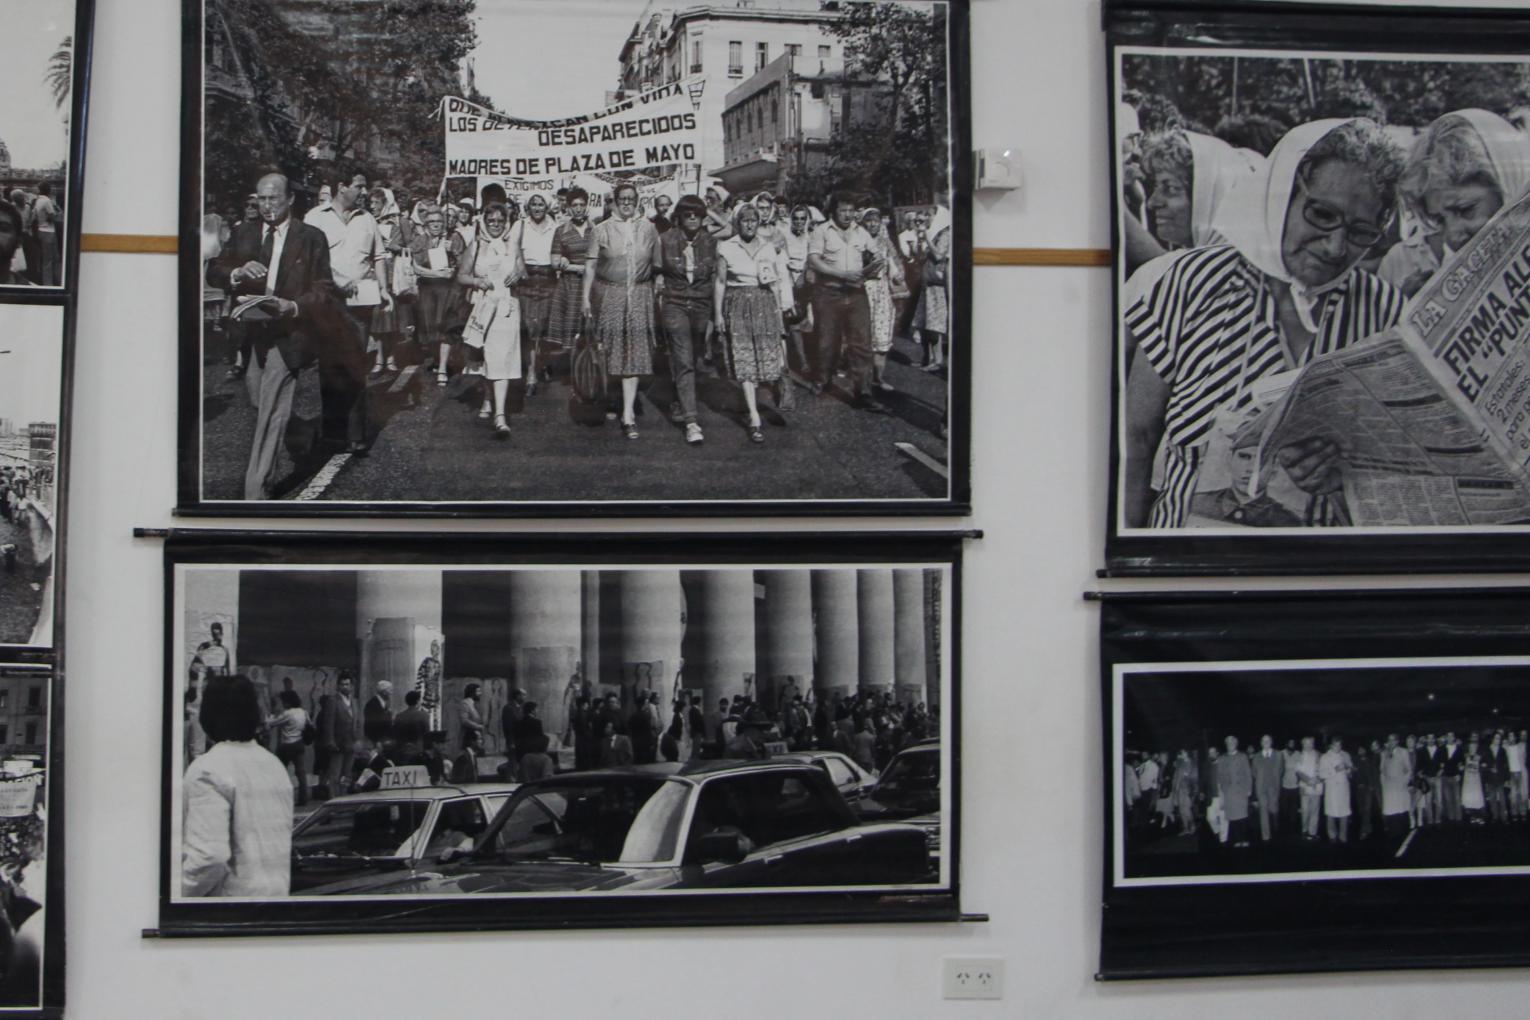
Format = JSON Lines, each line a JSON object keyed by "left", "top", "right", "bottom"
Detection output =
{"left": 477, "top": 407, "right": 491, "bottom": 421}
{"left": 747, "top": 422, "right": 764, "bottom": 444}
{"left": 621, "top": 419, "right": 640, "bottom": 440}
{"left": 436, "top": 371, "right": 449, "bottom": 387}
{"left": 493, "top": 415, "right": 511, "bottom": 439}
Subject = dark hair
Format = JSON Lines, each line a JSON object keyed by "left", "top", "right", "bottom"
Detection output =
{"left": 826, "top": 191, "right": 857, "bottom": 214}
{"left": 673, "top": 194, "right": 706, "bottom": 220}
{"left": 278, "top": 689, "right": 301, "bottom": 709}
{"left": 0, "top": 201, "right": 22, "bottom": 236}
{"left": 464, "top": 683, "right": 481, "bottom": 699}
{"left": 37, "top": 182, "right": 52, "bottom": 197}
{"left": 567, "top": 187, "right": 589, "bottom": 204}
{"left": 613, "top": 182, "right": 641, "bottom": 203}
{"left": 199, "top": 674, "right": 264, "bottom": 743}
{"left": 405, "top": 690, "right": 421, "bottom": 706}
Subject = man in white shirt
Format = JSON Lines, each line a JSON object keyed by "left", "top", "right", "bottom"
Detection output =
{"left": 1295, "top": 736, "right": 1323, "bottom": 838}
{"left": 896, "top": 210, "right": 930, "bottom": 339}
{"left": 513, "top": 194, "right": 560, "bottom": 391}
{"left": 31, "top": 183, "right": 60, "bottom": 286}
{"left": 807, "top": 192, "right": 887, "bottom": 412}
{"left": 307, "top": 173, "right": 391, "bottom": 454}
{"left": 1511, "top": 731, "right": 1529, "bottom": 821}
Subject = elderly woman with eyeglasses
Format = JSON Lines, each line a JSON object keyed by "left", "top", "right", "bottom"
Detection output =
{"left": 411, "top": 204, "right": 467, "bottom": 386}
{"left": 582, "top": 182, "right": 664, "bottom": 438}
{"left": 714, "top": 203, "right": 794, "bottom": 443}
{"left": 1122, "top": 118, "right": 1408, "bottom": 529}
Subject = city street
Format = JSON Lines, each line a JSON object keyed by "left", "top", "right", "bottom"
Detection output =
{"left": 200, "top": 332, "right": 951, "bottom": 504}
{"left": 0, "top": 508, "right": 46, "bottom": 645}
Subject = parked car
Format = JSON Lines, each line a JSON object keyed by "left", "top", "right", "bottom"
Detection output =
{"left": 290, "top": 783, "right": 518, "bottom": 893}
{"left": 856, "top": 739, "right": 942, "bottom": 865}
{"left": 771, "top": 750, "right": 877, "bottom": 806}
{"left": 302, "top": 760, "right": 933, "bottom": 896}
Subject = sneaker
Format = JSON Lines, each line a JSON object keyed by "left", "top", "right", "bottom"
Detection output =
{"left": 685, "top": 422, "right": 704, "bottom": 445}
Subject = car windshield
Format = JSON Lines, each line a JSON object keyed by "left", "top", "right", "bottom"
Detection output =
{"left": 293, "top": 800, "right": 432, "bottom": 860}
{"left": 483, "top": 777, "right": 685, "bottom": 865}
{"left": 878, "top": 751, "right": 940, "bottom": 794}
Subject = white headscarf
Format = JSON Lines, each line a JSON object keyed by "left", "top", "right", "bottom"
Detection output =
{"left": 1186, "top": 132, "right": 1264, "bottom": 247}
{"left": 1454, "top": 108, "right": 1530, "bottom": 206}
{"left": 1213, "top": 119, "right": 1359, "bottom": 331}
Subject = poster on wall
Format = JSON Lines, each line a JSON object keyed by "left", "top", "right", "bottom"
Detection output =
{"left": 1099, "top": 587, "right": 1530, "bottom": 979}
{"left": 177, "top": 0, "right": 972, "bottom": 517}
{"left": 0, "top": 664, "right": 60, "bottom": 1014}
{"left": 158, "top": 531, "right": 962, "bottom": 936}
{"left": 1106, "top": 0, "right": 1530, "bottom": 573}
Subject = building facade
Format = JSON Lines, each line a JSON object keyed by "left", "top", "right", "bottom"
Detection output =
{"left": 0, "top": 672, "right": 49, "bottom": 758}
{"left": 615, "top": 1, "right": 846, "bottom": 180}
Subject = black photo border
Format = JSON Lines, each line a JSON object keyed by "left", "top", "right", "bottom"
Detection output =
{"left": 155, "top": 529, "right": 966, "bottom": 938}
{"left": 1104, "top": 0, "right": 1530, "bottom": 575}
{"left": 174, "top": 0, "right": 973, "bottom": 519}
{"left": 1098, "top": 586, "right": 1530, "bottom": 980}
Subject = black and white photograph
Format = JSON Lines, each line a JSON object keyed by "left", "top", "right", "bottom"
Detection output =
{"left": 160, "top": 534, "right": 959, "bottom": 935}
{"left": 0, "top": 307, "right": 61, "bottom": 651}
{"left": 0, "top": 664, "right": 56, "bottom": 1010}
{"left": 1115, "top": 658, "right": 1530, "bottom": 887}
{"left": 182, "top": 0, "right": 970, "bottom": 515}
{"left": 1108, "top": 2, "right": 1530, "bottom": 571}
{"left": 0, "top": 0, "right": 76, "bottom": 290}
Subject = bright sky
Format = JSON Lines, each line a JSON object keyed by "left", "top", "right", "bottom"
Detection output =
{"left": 471, "top": 0, "right": 644, "bottom": 118}
{"left": 0, "top": 306, "right": 63, "bottom": 428}
{"left": 0, "top": 0, "right": 72, "bottom": 168}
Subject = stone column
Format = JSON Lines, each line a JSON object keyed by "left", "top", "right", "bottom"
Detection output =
{"left": 356, "top": 569, "right": 443, "bottom": 723}
{"left": 615, "top": 570, "right": 683, "bottom": 712}
{"left": 893, "top": 568, "right": 927, "bottom": 706}
{"left": 811, "top": 569, "right": 858, "bottom": 703}
{"left": 581, "top": 570, "right": 601, "bottom": 698}
{"left": 757, "top": 569, "right": 813, "bottom": 716}
{"left": 685, "top": 569, "right": 757, "bottom": 709}
{"left": 857, "top": 568, "right": 895, "bottom": 697}
{"left": 508, "top": 570, "right": 583, "bottom": 745}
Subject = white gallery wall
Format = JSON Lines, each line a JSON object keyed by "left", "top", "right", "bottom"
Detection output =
{"left": 60, "top": 0, "right": 1528, "bottom": 1016}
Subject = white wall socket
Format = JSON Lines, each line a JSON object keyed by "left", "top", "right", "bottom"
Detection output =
{"left": 942, "top": 956, "right": 1005, "bottom": 1000}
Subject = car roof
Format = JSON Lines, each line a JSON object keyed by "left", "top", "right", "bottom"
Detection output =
{"left": 523, "top": 759, "right": 827, "bottom": 785}
{"left": 315, "top": 784, "right": 512, "bottom": 806}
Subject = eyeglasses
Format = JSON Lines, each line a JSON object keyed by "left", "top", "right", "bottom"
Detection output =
{"left": 1295, "top": 180, "right": 1388, "bottom": 248}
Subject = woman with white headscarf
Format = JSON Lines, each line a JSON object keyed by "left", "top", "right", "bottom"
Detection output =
{"left": 1123, "top": 130, "right": 1265, "bottom": 312}
{"left": 913, "top": 201, "right": 953, "bottom": 372}
{"left": 368, "top": 187, "right": 408, "bottom": 374}
{"left": 1382, "top": 108, "right": 1530, "bottom": 296}
{"left": 1122, "top": 118, "right": 1408, "bottom": 529}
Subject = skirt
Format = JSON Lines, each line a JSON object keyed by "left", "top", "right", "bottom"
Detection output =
{"left": 417, "top": 280, "right": 462, "bottom": 340}
{"left": 465, "top": 297, "right": 522, "bottom": 381}
{"left": 723, "top": 286, "right": 785, "bottom": 383}
{"left": 866, "top": 275, "right": 895, "bottom": 353}
{"left": 517, "top": 272, "right": 557, "bottom": 343}
{"left": 914, "top": 277, "right": 949, "bottom": 335}
{"left": 594, "top": 277, "right": 656, "bottom": 377}
{"left": 547, "top": 272, "right": 585, "bottom": 350}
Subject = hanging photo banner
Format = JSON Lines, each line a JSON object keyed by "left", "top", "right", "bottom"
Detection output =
{"left": 445, "top": 78, "right": 704, "bottom": 178}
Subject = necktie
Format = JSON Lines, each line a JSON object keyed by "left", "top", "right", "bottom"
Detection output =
{"left": 260, "top": 224, "right": 275, "bottom": 269}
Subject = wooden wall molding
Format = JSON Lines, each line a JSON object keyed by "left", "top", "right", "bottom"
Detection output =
{"left": 81, "top": 233, "right": 1114, "bottom": 266}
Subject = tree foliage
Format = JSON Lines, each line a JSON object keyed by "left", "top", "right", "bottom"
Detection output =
{"left": 1123, "top": 53, "right": 1530, "bottom": 137}
{"left": 205, "top": 0, "right": 482, "bottom": 213}
{"left": 44, "top": 37, "right": 72, "bottom": 111}
{"left": 803, "top": 2, "right": 950, "bottom": 208}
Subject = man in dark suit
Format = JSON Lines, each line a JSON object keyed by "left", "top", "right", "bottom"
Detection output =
{"left": 1251, "top": 733, "right": 1283, "bottom": 842}
{"left": 362, "top": 680, "right": 393, "bottom": 749}
{"left": 1439, "top": 732, "right": 1464, "bottom": 823}
{"left": 206, "top": 173, "right": 338, "bottom": 500}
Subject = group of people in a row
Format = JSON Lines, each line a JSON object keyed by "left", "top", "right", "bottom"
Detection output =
{"left": 1119, "top": 104, "right": 1530, "bottom": 528}
{"left": 0, "top": 185, "right": 62, "bottom": 287}
{"left": 1127, "top": 728, "right": 1530, "bottom": 850}
{"left": 204, "top": 170, "right": 954, "bottom": 499}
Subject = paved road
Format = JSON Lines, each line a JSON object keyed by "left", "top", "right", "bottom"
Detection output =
{"left": 200, "top": 331, "right": 950, "bottom": 505}
{"left": 0, "top": 509, "right": 47, "bottom": 645}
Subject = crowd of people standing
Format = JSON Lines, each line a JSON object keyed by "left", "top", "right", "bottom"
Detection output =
{"left": 203, "top": 170, "right": 954, "bottom": 498}
{"left": 0, "top": 184, "right": 62, "bottom": 287}
{"left": 1126, "top": 726, "right": 1530, "bottom": 853}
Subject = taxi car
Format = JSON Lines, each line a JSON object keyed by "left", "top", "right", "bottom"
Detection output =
{"left": 855, "top": 739, "right": 943, "bottom": 865}
{"left": 302, "top": 760, "right": 933, "bottom": 896}
{"left": 290, "top": 782, "right": 518, "bottom": 893}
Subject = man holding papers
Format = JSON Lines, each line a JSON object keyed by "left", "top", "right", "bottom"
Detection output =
{"left": 308, "top": 173, "right": 393, "bottom": 455}
{"left": 206, "top": 173, "right": 339, "bottom": 500}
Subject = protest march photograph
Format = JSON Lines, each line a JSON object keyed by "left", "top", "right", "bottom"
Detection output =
{"left": 184, "top": 0, "right": 967, "bottom": 513}
{"left": 0, "top": 306, "right": 60, "bottom": 650}
{"left": 0, "top": 665, "right": 53, "bottom": 1008}
{"left": 162, "top": 536, "right": 957, "bottom": 934}
{"left": 1114, "top": 658, "right": 1530, "bottom": 888}
{"left": 0, "top": 0, "right": 75, "bottom": 290}
{"left": 1112, "top": 37, "right": 1530, "bottom": 538}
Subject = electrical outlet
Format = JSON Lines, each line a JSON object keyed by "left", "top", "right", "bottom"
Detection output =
{"left": 942, "top": 956, "right": 1004, "bottom": 1000}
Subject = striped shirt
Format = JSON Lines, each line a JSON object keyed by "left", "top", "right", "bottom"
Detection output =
{"left": 1126, "top": 245, "right": 1406, "bottom": 528}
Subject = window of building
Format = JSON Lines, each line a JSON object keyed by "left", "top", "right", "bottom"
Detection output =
{"left": 771, "top": 96, "right": 778, "bottom": 124}
{"left": 756, "top": 42, "right": 769, "bottom": 71}
{"left": 26, "top": 688, "right": 39, "bottom": 709}
{"left": 786, "top": 43, "right": 802, "bottom": 61}
{"left": 0, "top": 691, "right": 9, "bottom": 711}
{"left": 0, "top": 726, "right": 9, "bottom": 746}
{"left": 728, "top": 41, "right": 742, "bottom": 76}
{"left": 24, "top": 723, "right": 35, "bottom": 747}
{"left": 691, "top": 39, "right": 703, "bottom": 74}
{"left": 818, "top": 44, "right": 832, "bottom": 65}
